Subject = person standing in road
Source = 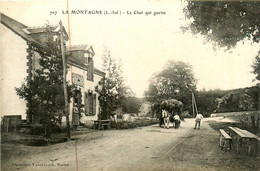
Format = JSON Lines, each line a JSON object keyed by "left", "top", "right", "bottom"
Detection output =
{"left": 173, "top": 114, "right": 180, "bottom": 129}
{"left": 159, "top": 112, "right": 164, "bottom": 128}
{"left": 72, "top": 105, "right": 80, "bottom": 130}
{"left": 194, "top": 113, "right": 203, "bottom": 129}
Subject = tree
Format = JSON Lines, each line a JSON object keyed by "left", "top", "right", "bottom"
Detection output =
{"left": 121, "top": 96, "right": 142, "bottom": 114}
{"left": 212, "top": 88, "right": 256, "bottom": 113}
{"left": 183, "top": 1, "right": 260, "bottom": 82}
{"left": 252, "top": 51, "right": 260, "bottom": 83}
{"left": 183, "top": 1, "right": 260, "bottom": 48}
{"left": 145, "top": 60, "right": 197, "bottom": 115}
{"left": 195, "top": 89, "right": 228, "bottom": 117}
{"left": 95, "top": 49, "right": 127, "bottom": 119}
{"left": 15, "top": 25, "right": 72, "bottom": 135}
{"left": 237, "top": 92, "right": 254, "bottom": 111}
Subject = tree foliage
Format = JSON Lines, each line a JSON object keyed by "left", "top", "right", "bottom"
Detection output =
{"left": 252, "top": 51, "right": 260, "bottom": 83}
{"left": 183, "top": 1, "right": 260, "bottom": 82}
{"left": 16, "top": 25, "right": 72, "bottom": 129}
{"left": 215, "top": 88, "right": 255, "bottom": 113}
{"left": 237, "top": 92, "right": 255, "bottom": 111}
{"left": 145, "top": 60, "right": 197, "bottom": 115}
{"left": 121, "top": 96, "right": 142, "bottom": 114}
{"left": 195, "top": 89, "right": 228, "bottom": 117}
{"left": 183, "top": 1, "right": 260, "bottom": 48}
{"left": 194, "top": 86, "right": 259, "bottom": 117}
{"left": 95, "top": 49, "right": 127, "bottom": 119}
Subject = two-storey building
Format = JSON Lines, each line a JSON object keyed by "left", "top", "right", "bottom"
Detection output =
{"left": 0, "top": 13, "right": 105, "bottom": 126}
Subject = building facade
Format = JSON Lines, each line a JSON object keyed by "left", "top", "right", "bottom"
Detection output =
{"left": 0, "top": 13, "right": 105, "bottom": 125}
{"left": 66, "top": 45, "right": 105, "bottom": 125}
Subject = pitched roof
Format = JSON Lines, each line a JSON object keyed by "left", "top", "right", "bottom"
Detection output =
{"left": 1, "top": 13, "right": 105, "bottom": 76}
{"left": 24, "top": 25, "right": 68, "bottom": 41}
{"left": 67, "top": 57, "right": 105, "bottom": 77}
{"left": 25, "top": 26, "right": 58, "bottom": 34}
{"left": 94, "top": 68, "right": 106, "bottom": 76}
{"left": 0, "top": 13, "right": 42, "bottom": 47}
{"left": 68, "top": 44, "right": 95, "bottom": 55}
{"left": 70, "top": 44, "right": 89, "bottom": 51}
{"left": 66, "top": 45, "right": 105, "bottom": 76}
{"left": 1, "top": 13, "right": 69, "bottom": 48}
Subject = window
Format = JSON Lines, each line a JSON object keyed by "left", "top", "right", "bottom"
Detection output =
{"left": 84, "top": 53, "right": 88, "bottom": 64}
{"left": 84, "top": 92, "right": 96, "bottom": 116}
{"left": 87, "top": 55, "right": 94, "bottom": 81}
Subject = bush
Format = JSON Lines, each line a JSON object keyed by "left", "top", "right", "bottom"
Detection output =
{"left": 111, "top": 119, "right": 158, "bottom": 129}
{"left": 182, "top": 111, "right": 192, "bottom": 118}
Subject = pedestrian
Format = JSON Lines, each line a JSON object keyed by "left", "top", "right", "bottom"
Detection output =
{"left": 169, "top": 112, "right": 174, "bottom": 125}
{"left": 72, "top": 105, "right": 80, "bottom": 130}
{"left": 194, "top": 113, "right": 203, "bottom": 129}
{"left": 159, "top": 112, "right": 164, "bottom": 128}
{"left": 80, "top": 108, "right": 86, "bottom": 126}
{"left": 173, "top": 114, "right": 180, "bottom": 129}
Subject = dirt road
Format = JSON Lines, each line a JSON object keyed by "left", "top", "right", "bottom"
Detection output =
{"left": 2, "top": 118, "right": 259, "bottom": 171}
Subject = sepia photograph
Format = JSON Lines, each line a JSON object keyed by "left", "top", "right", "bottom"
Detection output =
{"left": 1, "top": 0, "right": 260, "bottom": 170}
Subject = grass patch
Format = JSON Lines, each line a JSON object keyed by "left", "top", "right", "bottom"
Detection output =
{"left": 207, "top": 120, "right": 258, "bottom": 134}
{"left": 208, "top": 111, "right": 260, "bottom": 135}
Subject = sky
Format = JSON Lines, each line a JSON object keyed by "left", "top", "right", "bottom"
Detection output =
{"left": 1, "top": 0, "right": 259, "bottom": 97}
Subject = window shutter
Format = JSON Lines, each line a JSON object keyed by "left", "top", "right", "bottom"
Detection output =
{"left": 85, "top": 92, "right": 89, "bottom": 115}
{"left": 87, "top": 58, "right": 94, "bottom": 81}
{"left": 93, "top": 94, "right": 96, "bottom": 116}
{"left": 91, "top": 60, "right": 94, "bottom": 81}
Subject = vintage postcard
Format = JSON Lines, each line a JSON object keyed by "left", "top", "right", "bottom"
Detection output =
{"left": 1, "top": 0, "right": 260, "bottom": 171}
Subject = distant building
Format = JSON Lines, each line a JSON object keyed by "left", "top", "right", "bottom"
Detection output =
{"left": 0, "top": 13, "right": 105, "bottom": 125}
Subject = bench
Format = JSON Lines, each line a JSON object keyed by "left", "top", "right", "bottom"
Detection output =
{"left": 235, "top": 127, "right": 260, "bottom": 155}
{"left": 93, "top": 120, "right": 111, "bottom": 130}
{"left": 228, "top": 126, "right": 259, "bottom": 155}
{"left": 229, "top": 127, "right": 247, "bottom": 138}
{"left": 219, "top": 129, "right": 232, "bottom": 151}
{"left": 235, "top": 127, "right": 257, "bottom": 138}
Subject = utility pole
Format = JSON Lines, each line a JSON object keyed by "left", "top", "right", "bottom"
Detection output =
{"left": 191, "top": 92, "right": 198, "bottom": 118}
{"left": 192, "top": 92, "right": 195, "bottom": 118}
{"left": 59, "top": 21, "right": 70, "bottom": 141}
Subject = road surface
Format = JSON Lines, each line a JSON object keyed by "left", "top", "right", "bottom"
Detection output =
{"left": 2, "top": 118, "right": 259, "bottom": 171}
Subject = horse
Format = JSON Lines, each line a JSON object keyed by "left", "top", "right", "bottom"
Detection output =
{"left": 162, "top": 110, "right": 170, "bottom": 129}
